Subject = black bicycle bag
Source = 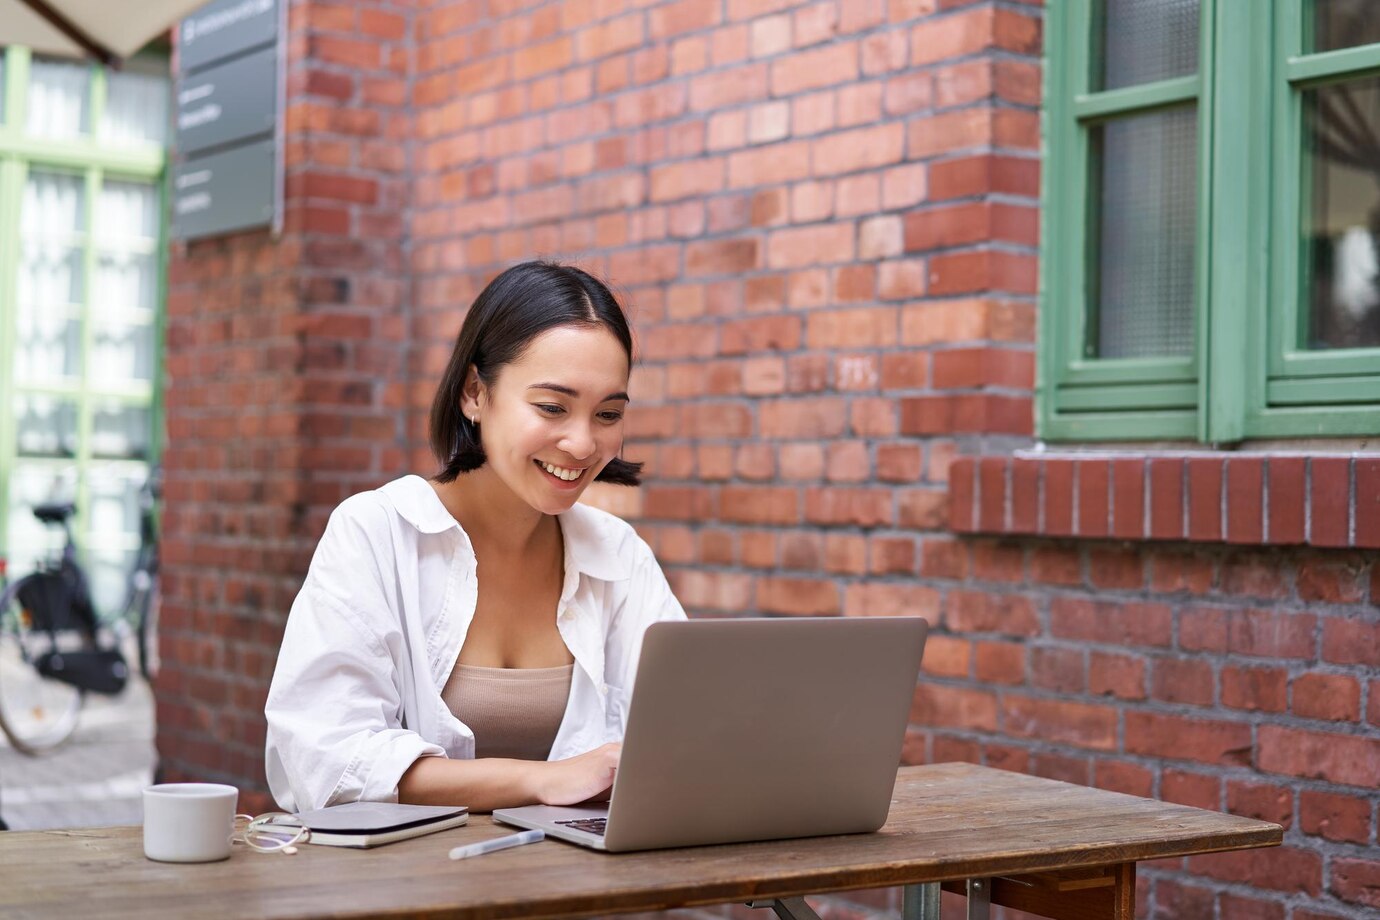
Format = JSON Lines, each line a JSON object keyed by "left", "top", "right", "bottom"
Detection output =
{"left": 15, "top": 569, "right": 129, "bottom": 695}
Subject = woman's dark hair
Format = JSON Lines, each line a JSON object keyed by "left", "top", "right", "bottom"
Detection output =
{"left": 430, "top": 260, "right": 643, "bottom": 486}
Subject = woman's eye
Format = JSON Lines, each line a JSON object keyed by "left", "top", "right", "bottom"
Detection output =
{"left": 599, "top": 410, "right": 624, "bottom": 422}
{"left": 536, "top": 404, "right": 565, "bottom": 416}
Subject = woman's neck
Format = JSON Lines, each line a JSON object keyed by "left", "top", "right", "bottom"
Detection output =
{"left": 429, "top": 468, "right": 557, "bottom": 557}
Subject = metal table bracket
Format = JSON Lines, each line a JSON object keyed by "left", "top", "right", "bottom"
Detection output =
{"left": 744, "top": 896, "right": 823, "bottom": 920}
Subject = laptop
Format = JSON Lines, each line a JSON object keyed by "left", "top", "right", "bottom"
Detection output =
{"left": 493, "top": 616, "right": 928, "bottom": 852}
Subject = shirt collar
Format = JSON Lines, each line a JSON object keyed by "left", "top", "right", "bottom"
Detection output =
{"left": 380, "top": 475, "right": 631, "bottom": 582}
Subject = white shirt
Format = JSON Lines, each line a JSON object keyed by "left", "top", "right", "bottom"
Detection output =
{"left": 264, "top": 475, "right": 686, "bottom": 812}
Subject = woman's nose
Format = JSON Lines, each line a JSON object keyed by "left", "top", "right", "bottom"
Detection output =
{"left": 560, "top": 421, "right": 596, "bottom": 460}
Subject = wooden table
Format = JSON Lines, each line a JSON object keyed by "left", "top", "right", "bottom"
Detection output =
{"left": 0, "top": 763, "right": 1280, "bottom": 920}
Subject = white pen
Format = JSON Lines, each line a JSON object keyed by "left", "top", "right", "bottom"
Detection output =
{"left": 449, "top": 829, "right": 545, "bottom": 860}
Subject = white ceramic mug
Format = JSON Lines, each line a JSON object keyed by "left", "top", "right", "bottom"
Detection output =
{"left": 143, "top": 783, "right": 238, "bottom": 863}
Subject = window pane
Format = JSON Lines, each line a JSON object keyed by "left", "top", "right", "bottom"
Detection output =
{"left": 17, "top": 171, "right": 85, "bottom": 385}
{"left": 1310, "top": 0, "right": 1380, "bottom": 54}
{"left": 91, "top": 403, "right": 151, "bottom": 460}
{"left": 26, "top": 57, "right": 90, "bottom": 139}
{"left": 14, "top": 394, "right": 79, "bottom": 458}
{"left": 1091, "top": 106, "right": 1198, "bottom": 359}
{"left": 1096, "top": 0, "right": 1199, "bottom": 92}
{"left": 1302, "top": 76, "right": 1380, "bottom": 349}
{"left": 101, "top": 66, "right": 171, "bottom": 148}
{"left": 6, "top": 463, "right": 76, "bottom": 577}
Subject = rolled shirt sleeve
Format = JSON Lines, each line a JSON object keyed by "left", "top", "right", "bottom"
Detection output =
{"left": 265, "top": 498, "right": 444, "bottom": 812}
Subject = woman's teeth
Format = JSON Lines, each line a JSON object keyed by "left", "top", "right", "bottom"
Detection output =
{"left": 540, "top": 461, "right": 582, "bottom": 481}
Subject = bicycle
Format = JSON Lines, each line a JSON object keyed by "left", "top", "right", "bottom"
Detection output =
{"left": 0, "top": 466, "right": 161, "bottom": 757}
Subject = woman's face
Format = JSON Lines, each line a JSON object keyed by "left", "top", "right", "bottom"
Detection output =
{"left": 466, "top": 324, "right": 631, "bottom": 516}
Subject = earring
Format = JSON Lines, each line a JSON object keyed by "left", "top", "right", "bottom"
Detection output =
{"left": 470, "top": 415, "right": 477, "bottom": 425}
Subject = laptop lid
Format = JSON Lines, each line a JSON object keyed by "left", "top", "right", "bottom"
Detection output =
{"left": 594, "top": 616, "right": 927, "bottom": 852}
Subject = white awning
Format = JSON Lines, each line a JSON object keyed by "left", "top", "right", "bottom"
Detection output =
{"left": 1, "top": 0, "right": 210, "bottom": 65}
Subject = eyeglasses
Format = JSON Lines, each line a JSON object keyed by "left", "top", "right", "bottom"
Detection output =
{"left": 235, "top": 812, "right": 311, "bottom": 854}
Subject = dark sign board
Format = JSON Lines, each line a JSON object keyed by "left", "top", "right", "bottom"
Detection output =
{"left": 176, "top": 44, "right": 276, "bottom": 156}
{"left": 172, "top": 138, "right": 275, "bottom": 239}
{"left": 173, "top": 0, "right": 282, "bottom": 240}
{"left": 178, "top": 0, "right": 278, "bottom": 75}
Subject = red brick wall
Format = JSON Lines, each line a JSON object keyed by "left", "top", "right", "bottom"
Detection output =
{"left": 159, "top": 0, "right": 415, "bottom": 813}
{"left": 160, "top": 1, "right": 1379, "bottom": 917}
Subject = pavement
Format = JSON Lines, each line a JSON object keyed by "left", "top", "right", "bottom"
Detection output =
{"left": 0, "top": 671, "right": 157, "bottom": 831}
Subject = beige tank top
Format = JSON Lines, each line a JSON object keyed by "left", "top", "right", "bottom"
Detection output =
{"left": 442, "top": 663, "right": 574, "bottom": 761}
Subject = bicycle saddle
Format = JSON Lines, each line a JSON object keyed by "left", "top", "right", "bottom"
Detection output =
{"left": 32, "top": 502, "right": 76, "bottom": 524}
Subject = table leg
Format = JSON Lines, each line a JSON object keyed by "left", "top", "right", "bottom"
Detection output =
{"left": 965, "top": 878, "right": 991, "bottom": 920}
{"left": 902, "top": 883, "right": 941, "bottom": 920}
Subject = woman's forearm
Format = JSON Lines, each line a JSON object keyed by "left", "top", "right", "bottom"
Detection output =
{"left": 397, "top": 756, "right": 545, "bottom": 812}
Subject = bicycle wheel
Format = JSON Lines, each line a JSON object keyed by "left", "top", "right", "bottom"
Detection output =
{"left": 0, "top": 577, "right": 83, "bottom": 755}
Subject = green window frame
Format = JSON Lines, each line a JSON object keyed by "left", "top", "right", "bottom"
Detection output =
{"left": 0, "top": 45, "right": 169, "bottom": 598}
{"left": 1040, "top": 0, "right": 1380, "bottom": 442}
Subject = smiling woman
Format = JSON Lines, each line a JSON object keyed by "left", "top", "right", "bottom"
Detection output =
{"left": 264, "top": 262, "right": 686, "bottom": 815}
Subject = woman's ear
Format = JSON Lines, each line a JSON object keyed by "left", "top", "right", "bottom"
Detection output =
{"left": 460, "top": 365, "right": 485, "bottom": 420}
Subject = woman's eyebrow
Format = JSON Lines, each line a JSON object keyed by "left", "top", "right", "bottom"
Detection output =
{"left": 528, "top": 382, "right": 631, "bottom": 402}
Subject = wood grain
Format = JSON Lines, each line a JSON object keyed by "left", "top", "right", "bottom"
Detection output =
{"left": 0, "top": 763, "right": 1280, "bottom": 920}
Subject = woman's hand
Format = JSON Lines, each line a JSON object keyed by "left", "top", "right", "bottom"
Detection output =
{"left": 537, "top": 742, "right": 621, "bottom": 806}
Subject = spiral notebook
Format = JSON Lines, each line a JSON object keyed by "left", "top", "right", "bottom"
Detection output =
{"left": 265, "top": 802, "right": 468, "bottom": 848}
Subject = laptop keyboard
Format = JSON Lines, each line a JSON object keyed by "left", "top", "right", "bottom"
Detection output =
{"left": 555, "top": 817, "right": 607, "bottom": 836}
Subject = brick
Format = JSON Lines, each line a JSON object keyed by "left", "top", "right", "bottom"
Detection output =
{"left": 1331, "top": 858, "right": 1380, "bottom": 910}
{"left": 813, "top": 123, "right": 904, "bottom": 176}
{"left": 649, "top": 0, "right": 721, "bottom": 39}
{"left": 1002, "top": 696, "right": 1116, "bottom": 751}
{"left": 1322, "top": 617, "right": 1380, "bottom": 666}
{"left": 1109, "top": 458, "right": 1145, "bottom": 540}
{"left": 877, "top": 445, "right": 923, "bottom": 483}
{"left": 760, "top": 398, "right": 848, "bottom": 438}
{"left": 920, "top": 538, "right": 968, "bottom": 581}
{"left": 970, "top": 539, "right": 1023, "bottom": 583}
{"left": 1151, "top": 657, "right": 1213, "bottom": 707}
{"left": 1266, "top": 456, "right": 1306, "bottom": 543}
{"left": 1296, "top": 558, "right": 1366, "bottom": 603}
{"left": 911, "top": 684, "right": 997, "bottom": 731}
{"left": 1148, "top": 457, "right": 1185, "bottom": 540}
{"left": 1258, "top": 725, "right": 1380, "bottom": 786}
{"left": 1225, "top": 457, "right": 1265, "bottom": 543}
{"left": 977, "top": 457, "right": 1006, "bottom": 531}
{"left": 1162, "top": 769, "right": 1220, "bottom": 810}
{"left": 1187, "top": 847, "right": 1322, "bottom": 897}
{"left": 1095, "top": 760, "right": 1154, "bottom": 797}
{"left": 927, "top": 250, "right": 1037, "bottom": 296}
{"left": 1050, "top": 597, "right": 1173, "bottom": 647}
{"left": 1356, "top": 458, "right": 1380, "bottom": 547}
{"left": 1087, "top": 546, "right": 1144, "bottom": 590}
{"left": 1179, "top": 606, "right": 1315, "bottom": 659}
{"left": 717, "top": 486, "right": 799, "bottom": 525}
{"left": 930, "top": 347, "right": 1033, "bottom": 389}
{"left": 767, "top": 223, "right": 855, "bottom": 269}
{"left": 1088, "top": 652, "right": 1145, "bottom": 700}
{"left": 1186, "top": 457, "right": 1224, "bottom": 541}
{"left": 757, "top": 576, "right": 839, "bottom": 616}
{"left": 922, "top": 635, "right": 971, "bottom": 678}
{"left": 1030, "top": 646, "right": 1084, "bottom": 693}
{"left": 1030, "top": 545, "right": 1081, "bottom": 586}
{"left": 1154, "top": 881, "right": 1215, "bottom": 919}
{"left": 750, "top": 13, "right": 791, "bottom": 58}
{"left": 1124, "top": 712, "right": 1252, "bottom": 765}
{"left": 1010, "top": 459, "right": 1038, "bottom": 533}
{"left": 1219, "top": 894, "right": 1283, "bottom": 920}
{"left": 1292, "top": 672, "right": 1360, "bottom": 721}
{"left": 804, "top": 487, "right": 893, "bottom": 527}
{"left": 1220, "top": 666, "right": 1287, "bottom": 713}
{"left": 869, "top": 535, "right": 916, "bottom": 575}
{"left": 974, "top": 641, "right": 1024, "bottom": 685}
{"left": 806, "top": 307, "right": 895, "bottom": 349}
{"left": 1077, "top": 460, "right": 1110, "bottom": 538}
{"left": 844, "top": 582, "right": 940, "bottom": 619}
{"left": 1310, "top": 456, "right": 1350, "bottom": 546}
{"left": 944, "top": 589, "right": 1038, "bottom": 636}
{"left": 770, "top": 41, "right": 859, "bottom": 96}
{"left": 1227, "top": 780, "right": 1293, "bottom": 827}
{"left": 1043, "top": 460, "right": 1074, "bottom": 537}
{"left": 1219, "top": 553, "right": 1290, "bottom": 599}
{"left": 1300, "top": 790, "right": 1372, "bottom": 844}
{"left": 1148, "top": 549, "right": 1215, "bottom": 594}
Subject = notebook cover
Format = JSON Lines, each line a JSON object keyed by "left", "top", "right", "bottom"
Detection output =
{"left": 291, "top": 802, "right": 467, "bottom": 834}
